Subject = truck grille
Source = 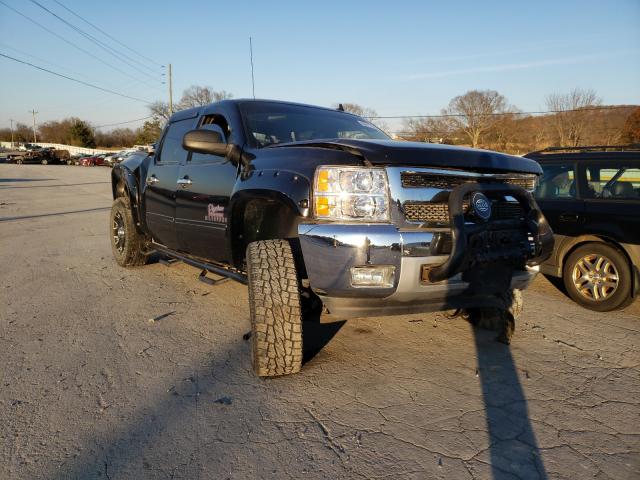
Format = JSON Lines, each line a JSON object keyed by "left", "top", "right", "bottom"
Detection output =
{"left": 401, "top": 172, "right": 536, "bottom": 192}
{"left": 403, "top": 200, "right": 523, "bottom": 224}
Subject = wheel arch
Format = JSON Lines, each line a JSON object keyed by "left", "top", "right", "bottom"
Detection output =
{"left": 111, "top": 165, "right": 145, "bottom": 234}
{"left": 229, "top": 189, "right": 306, "bottom": 269}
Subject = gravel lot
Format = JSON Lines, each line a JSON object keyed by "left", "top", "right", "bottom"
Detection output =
{"left": 1, "top": 164, "right": 638, "bottom": 480}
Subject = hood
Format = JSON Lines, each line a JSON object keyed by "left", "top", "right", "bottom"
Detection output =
{"left": 270, "top": 139, "right": 542, "bottom": 175}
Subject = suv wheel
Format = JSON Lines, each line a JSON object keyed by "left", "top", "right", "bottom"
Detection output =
{"left": 110, "top": 197, "right": 149, "bottom": 267}
{"left": 41, "top": 158, "right": 48, "bottom": 165}
{"left": 246, "top": 239, "right": 303, "bottom": 377}
{"left": 563, "top": 243, "right": 632, "bottom": 312}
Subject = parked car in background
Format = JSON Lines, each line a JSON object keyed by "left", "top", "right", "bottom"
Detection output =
{"left": 79, "top": 155, "right": 105, "bottom": 167}
{"left": 527, "top": 145, "right": 639, "bottom": 311}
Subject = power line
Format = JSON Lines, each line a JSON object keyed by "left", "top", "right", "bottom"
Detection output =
{"left": 27, "top": 0, "right": 159, "bottom": 82}
{"left": 94, "top": 116, "right": 153, "bottom": 129}
{"left": 0, "top": 53, "right": 152, "bottom": 103}
{"left": 50, "top": 0, "right": 161, "bottom": 69}
{"left": 366, "top": 105, "right": 633, "bottom": 120}
{"left": 0, "top": 0, "right": 155, "bottom": 88}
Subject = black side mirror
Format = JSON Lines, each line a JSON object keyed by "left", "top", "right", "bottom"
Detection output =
{"left": 183, "top": 129, "right": 229, "bottom": 156}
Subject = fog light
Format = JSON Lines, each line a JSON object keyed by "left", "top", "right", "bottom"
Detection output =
{"left": 350, "top": 265, "right": 395, "bottom": 288}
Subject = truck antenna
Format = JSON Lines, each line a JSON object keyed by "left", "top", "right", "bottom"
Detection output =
{"left": 249, "top": 37, "right": 256, "bottom": 100}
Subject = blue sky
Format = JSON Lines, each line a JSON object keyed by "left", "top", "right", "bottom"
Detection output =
{"left": 1, "top": 0, "right": 639, "bottom": 133}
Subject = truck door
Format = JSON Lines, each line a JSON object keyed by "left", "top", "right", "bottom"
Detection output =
{"left": 175, "top": 114, "right": 238, "bottom": 262}
{"left": 143, "top": 117, "right": 195, "bottom": 250}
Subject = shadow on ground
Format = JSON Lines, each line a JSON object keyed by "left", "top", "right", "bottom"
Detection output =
{"left": 473, "top": 326, "right": 548, "bottom": 479}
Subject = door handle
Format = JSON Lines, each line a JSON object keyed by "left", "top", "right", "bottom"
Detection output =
{"left": 146, "top": 175, "right": 159, "bottom": 185}
{"left": 177, "top": 177, "right": 193, "bottom": 188}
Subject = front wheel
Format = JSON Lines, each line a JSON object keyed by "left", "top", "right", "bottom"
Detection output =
{"left": 563, "top": 243, "right": 632, "bottom": 312}
{"left": 246, "top": 239, "right": 303, "bottom": 377}
{"left": 110, "top": 197, "right": 149, "bottom": 267}
{"left": 41, "top": 158, "right": 48, "bottom": 165}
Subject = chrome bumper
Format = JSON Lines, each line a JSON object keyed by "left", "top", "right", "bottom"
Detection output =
{"left": 298, "top": 223, "right": 538, "bottom": 318}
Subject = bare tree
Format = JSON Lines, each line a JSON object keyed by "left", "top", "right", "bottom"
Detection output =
{"left": 178, "top": 86, "right": 233, "bottom": 109}
{"left": 442, "top": 90, "right": 511, "bottom": 148}
{"left": 334, "top": 102, "right": 388, "bottom": 131}
{"left": 401, "top": 117, "right": 452, "bottom": 143}
{"left": 148, "top": 101, "right": 171, "bottom": 124}
{"left": 545, "top": 88, "right": 601, "bottom": 146}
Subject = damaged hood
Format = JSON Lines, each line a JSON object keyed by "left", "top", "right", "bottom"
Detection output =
{"left": 270, "top": 138, "right": 542, "bottom": 175}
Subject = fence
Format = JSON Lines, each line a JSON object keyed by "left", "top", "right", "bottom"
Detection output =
{"left": 0, "top": 141, "right": 112, "bottom": 155}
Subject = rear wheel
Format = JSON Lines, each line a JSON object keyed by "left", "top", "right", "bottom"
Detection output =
{"left": 16, "top": 158, "right": 23, "bottom": 165}
{"left": 563, "top": 243, "right": 632, "bottom": 312}
{"left": 41, "top": 158, "right": 48, "bottom": 165}
{"left": 110, "top": 197, "right": 149, "bottom": 267}
{"left": 246, "top": 239, "right": 303, "bottom": 377}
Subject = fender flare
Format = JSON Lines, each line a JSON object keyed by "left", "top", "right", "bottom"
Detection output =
{"left": 228, "top": 169, "right": 311, "bottom": 264}
{"left": 111, "top": 164, "right": 145, "bottom": 234}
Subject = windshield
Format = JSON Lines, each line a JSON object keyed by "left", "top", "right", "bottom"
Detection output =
{"left": 240, "top": 102, "right": 389, "bottom": 148}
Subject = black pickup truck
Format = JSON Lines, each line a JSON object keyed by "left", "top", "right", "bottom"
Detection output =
{"left": 110, "top": 99, "right": 553, "bottom": 377}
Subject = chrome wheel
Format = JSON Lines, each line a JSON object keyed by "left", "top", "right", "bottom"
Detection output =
{"left": 112, "top": 211, "right": 126, "bottom": 253}
{"left": 572, "top": 254, "right": 619, "bottom": 301}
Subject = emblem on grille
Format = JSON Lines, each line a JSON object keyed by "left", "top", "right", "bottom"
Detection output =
{"left": 471, "top": 192, "right": 492, "bottom": 221}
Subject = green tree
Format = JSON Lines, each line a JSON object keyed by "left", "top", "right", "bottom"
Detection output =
{"left": 69, "top": 120, "right": 96, "bottom": 148}
{"left": 135, "top": 120, "right": 162, "bottom": 144}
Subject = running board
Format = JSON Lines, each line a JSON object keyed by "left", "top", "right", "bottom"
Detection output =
{"left": 153, "top": 244, "right": 248, "bottom": 285}
{"left": 198, "top": 269, "right": 229, "bottom": 286}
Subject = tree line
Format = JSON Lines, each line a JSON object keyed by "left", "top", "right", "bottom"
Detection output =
{"left": 397, "top": 88, "right": 639, "bottom": 153}
{"left": 2, "top": 85, "right": 638, "bottom": 151}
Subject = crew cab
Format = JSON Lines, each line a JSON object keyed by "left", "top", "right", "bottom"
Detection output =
{"left": 110, "top": 99, "right": 553, "bottom": 377}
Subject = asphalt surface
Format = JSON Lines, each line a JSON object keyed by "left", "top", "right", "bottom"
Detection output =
{"left": 1, "top": 164, "right": 638, "bottom": 480}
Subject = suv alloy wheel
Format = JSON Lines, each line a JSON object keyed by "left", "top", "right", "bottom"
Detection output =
{"left": 563, "top": 243, "right": 633, "bottom": 311}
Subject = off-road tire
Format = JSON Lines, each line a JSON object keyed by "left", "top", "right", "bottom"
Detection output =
{"left": 465, "top": 289, "right": 523, "bottom": 344}
{"left": 563, "top": 243, "right": 632, "bottom": 312}
{"left": 246, "top": 239, "right": 303, "bottom": 377}
{"left": 110, "top": 197, "right": 149, "bottom": 267}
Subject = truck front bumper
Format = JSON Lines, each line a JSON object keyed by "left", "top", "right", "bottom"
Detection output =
{"left": 298, "top": 223, "right": 539, "bottom": 318}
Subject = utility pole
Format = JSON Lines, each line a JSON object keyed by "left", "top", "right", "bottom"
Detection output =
{"left": 29, "top": 109, "right": 38, "bottom": 143}
{"left": 168, "top": 63, "right": 173, "bottom": 117}
{"left": 9, "top": 118, "right": 14, "bottom": 148}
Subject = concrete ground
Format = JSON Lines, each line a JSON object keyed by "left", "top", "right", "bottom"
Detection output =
{"left": 1, "top": 164, "right": 638, "bottom": 480}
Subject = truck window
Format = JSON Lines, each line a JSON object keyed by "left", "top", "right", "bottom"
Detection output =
{"left": 240, "top": 102, "right": 389, "bottom": 147}
{"left": 157, "top": 118, "right": 194, "bottom": 165}
{"left": 189, "top": 115, "right": 229, "bottom": 164}
{"left": 535, "top": 163, "right": 576, "bottom": 200}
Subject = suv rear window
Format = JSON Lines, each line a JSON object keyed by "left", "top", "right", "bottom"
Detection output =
{"left": 585, "top": 165, "right": 640, "bottom": 200}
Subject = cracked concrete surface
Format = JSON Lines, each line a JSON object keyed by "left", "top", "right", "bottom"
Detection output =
{"left": 1, "top": 165, "right": 638, "bottom": 479}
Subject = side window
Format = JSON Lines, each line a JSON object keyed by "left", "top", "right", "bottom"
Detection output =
{"left": 189, "top": 115, "right": 229, "bottom": 164}
{"left": 535, "top": 163, "right": 576, "bottom": 200}
{"left": 585, "top": 165, "right": 640, "bottom": 200}
{"left": 157, "top": 118, "right": 194, "bottom": 164}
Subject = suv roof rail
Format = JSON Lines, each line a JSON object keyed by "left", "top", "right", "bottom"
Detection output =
{"left": 528, "top": 144, "right": 640, "bottom": 155}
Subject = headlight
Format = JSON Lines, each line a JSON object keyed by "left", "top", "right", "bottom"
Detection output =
{"left": 313, "top": 166, "right": 389, "bottom": 221}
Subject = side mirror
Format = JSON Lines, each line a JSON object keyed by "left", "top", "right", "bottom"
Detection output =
{"left": 183, "top": 129, "right": 229, "bottom": 156}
